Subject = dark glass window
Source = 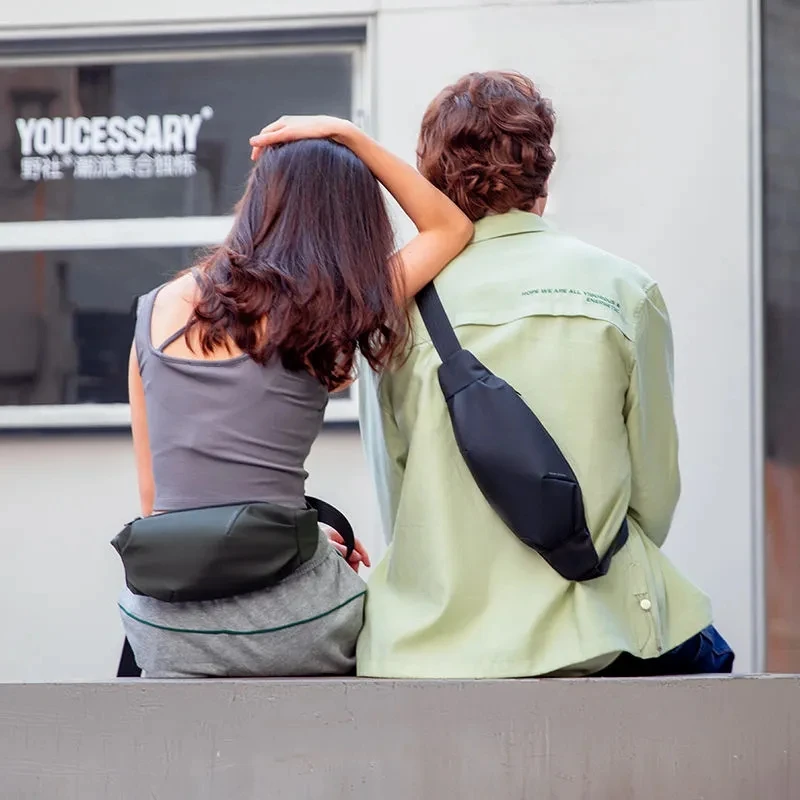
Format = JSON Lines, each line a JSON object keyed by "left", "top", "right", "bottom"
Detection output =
{"left": 0, "top": 44, "right": 358, "bottom": 421}
{"left": 0, "top": 51, "right": 352, "bottom": 222}
{"left": 0, "top": 247, "right": 357, "bottom": 412}
{"left": 0, "top": 248, "right": 192, "bottom": 406}
{"left": 763, "top": 0, "right": 800, "bottom": 670}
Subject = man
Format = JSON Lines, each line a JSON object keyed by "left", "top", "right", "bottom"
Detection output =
{"left": 355, "top": 71, "right": 733, "bottom": 677}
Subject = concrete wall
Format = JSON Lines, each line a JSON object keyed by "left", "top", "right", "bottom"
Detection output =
{"left": 0, "top": 677, "right": 797, "bottom": 799}
{"left": 0, "top": 0, "right": 760, "bottom": 678}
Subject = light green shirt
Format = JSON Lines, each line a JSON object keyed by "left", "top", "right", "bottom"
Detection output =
{"left": 357, "top": 210, "right": 712, "bottom": 678}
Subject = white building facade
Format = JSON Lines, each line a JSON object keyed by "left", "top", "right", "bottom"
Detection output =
{"left": 0, "top": 0, "right": 782, "bottom": 681}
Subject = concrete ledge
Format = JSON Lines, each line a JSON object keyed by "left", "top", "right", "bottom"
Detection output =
{"left": 1, "top": 676, "right": 798, "bottom": 799}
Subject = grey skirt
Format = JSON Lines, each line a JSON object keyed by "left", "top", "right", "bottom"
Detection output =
{"left": 118, "top": 530, "right": 366, "bottom": 678}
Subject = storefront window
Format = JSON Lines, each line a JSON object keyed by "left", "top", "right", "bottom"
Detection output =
{"left": 763, "top": 0, "right": 800, "bottom": 670}
{"left": 0, "top": 52, "right": 352, "bottom": 222}
{"left": 0, "top": 36, "right": 363, "bottom": 427}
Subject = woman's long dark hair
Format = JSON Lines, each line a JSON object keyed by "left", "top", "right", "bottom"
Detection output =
{"left": 185, "top": 139, "right": 406, "bottom": 390}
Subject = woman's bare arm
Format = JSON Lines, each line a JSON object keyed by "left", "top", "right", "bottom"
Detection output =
{"left": 128, "top": 344, "right": 155, "bottom": 517}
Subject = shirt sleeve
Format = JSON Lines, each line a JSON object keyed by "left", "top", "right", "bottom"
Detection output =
{"left": 357, "top": 363, "right": 407, "bottom": 545}
{"left": 624, "top": 283, "right": 681, "bottom": 547}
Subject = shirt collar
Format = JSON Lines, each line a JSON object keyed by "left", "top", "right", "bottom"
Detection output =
{"left": 471, "top": 209, "right": 552, "bottom": 244}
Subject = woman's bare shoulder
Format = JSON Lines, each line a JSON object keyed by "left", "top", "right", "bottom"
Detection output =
{"left": 154, "top": 272, "right": 198, "bottom": 310}
{"left": 149, "top": 272, "right": 200, "bottom": 351}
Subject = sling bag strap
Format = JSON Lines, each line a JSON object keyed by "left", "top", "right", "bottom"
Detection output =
{"left": 416, "top": 282, "right": 461, "bottom": 362}
{"left": 306, "top": 495, "right": 355, "bottom": 560}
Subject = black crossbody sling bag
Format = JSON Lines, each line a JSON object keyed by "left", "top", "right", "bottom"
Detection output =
{"left": 415, "top": 283, "right": 628, "bottom": 582}
{"left": 112, "top": 496, "right": 355, "bottom": 604}
{"left": 114, "top": 496, "right": 356, "bottom": 677}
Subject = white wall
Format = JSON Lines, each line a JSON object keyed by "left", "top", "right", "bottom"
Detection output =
{"left": 0, "top": 0, "right": 759, "bottom": 678}
{"left": 374, "top": 0, "right": 759, "bottom": 670}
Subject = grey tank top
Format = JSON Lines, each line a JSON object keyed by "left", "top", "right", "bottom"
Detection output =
{"left": 134, "top": 284, "right": 328, "bottom": 512}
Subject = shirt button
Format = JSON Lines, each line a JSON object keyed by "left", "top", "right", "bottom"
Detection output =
{"left": 640, "top": 598, "right": 652, "bottom": 611}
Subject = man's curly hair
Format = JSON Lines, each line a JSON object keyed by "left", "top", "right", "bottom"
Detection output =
{"left": 416, "top": 71, "right": 556, "bottom": 222}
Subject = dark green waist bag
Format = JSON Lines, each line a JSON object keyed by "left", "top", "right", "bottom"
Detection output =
{"left": 111, "top": 497, "right": 354, "bottom": 603}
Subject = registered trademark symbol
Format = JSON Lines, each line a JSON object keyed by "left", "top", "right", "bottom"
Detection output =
{"left": 200, "top": 106, "right": 214, "bottom": 120}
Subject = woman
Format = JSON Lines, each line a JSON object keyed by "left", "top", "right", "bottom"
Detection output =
{"left": 119, "top": 116, "right": 473, "bottom": 678}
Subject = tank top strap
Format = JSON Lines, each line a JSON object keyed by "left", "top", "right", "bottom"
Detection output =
{"left": 154, "top": 269, "right": 202, "bottom": 352}
{"left": 134, "top": 272, "right": 203, "bottom": 367}
{"left": 156, "top": 326, "right": 188, "bottom": 352}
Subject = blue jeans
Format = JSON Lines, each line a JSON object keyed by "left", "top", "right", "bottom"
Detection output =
{"left": 595, "top": 626, "right": 735, "bottom": 677}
